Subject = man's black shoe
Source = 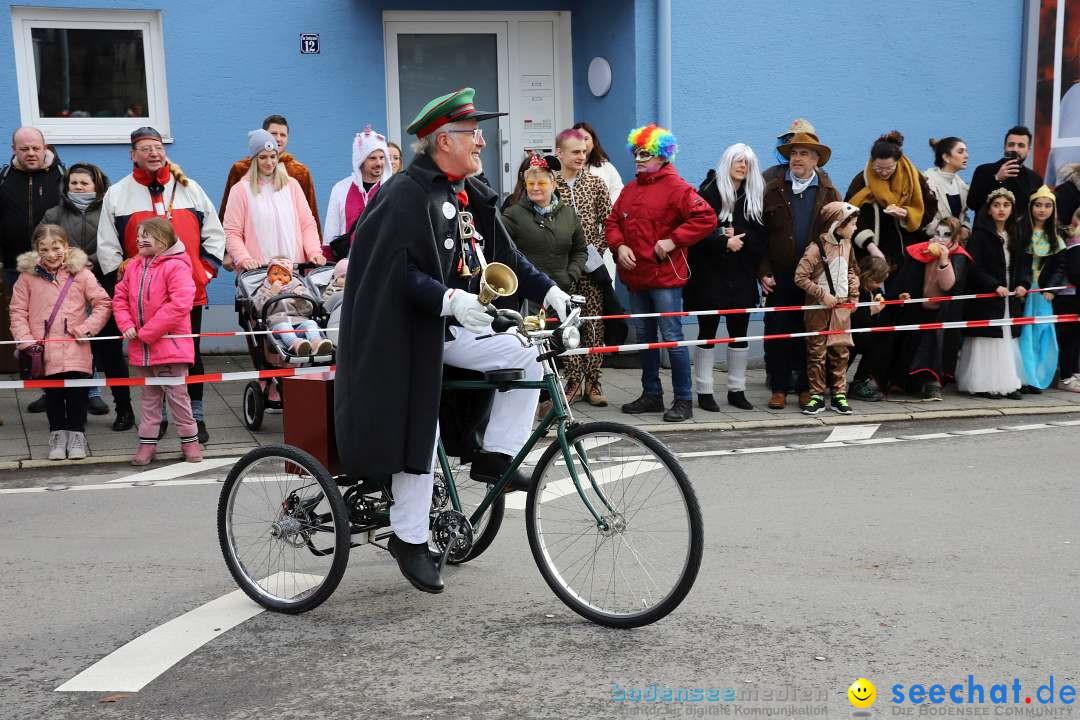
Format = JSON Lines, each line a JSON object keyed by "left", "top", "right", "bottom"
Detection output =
{"left": 387, "top": 534, "right": 444, "bottom": 594}
{"left": 697, "top": 393, "right": 720, "bottom": 412}
{"left": 27, "top": 394, "right": 47, "bottom": 413}
{"left": 112, "top": 406, "right": 135, "bottom": 431}
{"left": 621, "top": 393, "right": 664, "bottom": 414}
{"left": 663, "top": 398, "right": 693, "bottom": 422}
{"left": 197, "top": 420, "right": 209, "bottom": 444}
{"left": 470, "top": 450, "right": 531, "bottom": 492}
{"left": 87, "top": 396, "right": 110, "bottom": 415}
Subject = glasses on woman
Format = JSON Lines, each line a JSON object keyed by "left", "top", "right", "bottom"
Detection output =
{"left": 445, "top": 128, "right": 484, "bottom": 144}
{"left": 525, "top": 178, "right": 553, "bottom": 189}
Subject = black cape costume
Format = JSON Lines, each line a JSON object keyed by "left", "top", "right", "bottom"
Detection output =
{"left": 334, "top": 152, "right": 554, "bottom": 477}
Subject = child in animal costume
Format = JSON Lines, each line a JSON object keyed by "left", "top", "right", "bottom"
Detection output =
{"left": 252, "top": 257, "right": 332, "bottom": 357}
{"left": 794, "top": 201, "right": 861, "bottom": 415}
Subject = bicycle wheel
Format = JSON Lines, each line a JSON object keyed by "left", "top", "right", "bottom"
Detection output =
{"left": 432, "top": 456, "right": 505, "bottom": 564}
{"left": 218, "top": 444, "right": 351, "bottom": 614}
{"left": 525, "top": 422, "right": 703, "bottom": 628}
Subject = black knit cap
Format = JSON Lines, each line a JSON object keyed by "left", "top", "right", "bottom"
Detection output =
{"left": 130, "top": 126, "right": 163, "bottom": 146}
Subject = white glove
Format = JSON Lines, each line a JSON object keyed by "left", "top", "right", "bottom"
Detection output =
{"left": 446, "top": 290, "right": 494, "bottom": 334}
{"left": 544, "top": 285, "right": 572, "bottom": 322}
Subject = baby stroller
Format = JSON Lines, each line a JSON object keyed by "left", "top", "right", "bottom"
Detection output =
{"left": 302, "top": 264, "right": 344, "bottom": 329}
{"left": 235, "top": 264, "right": 334, "bottom": 430}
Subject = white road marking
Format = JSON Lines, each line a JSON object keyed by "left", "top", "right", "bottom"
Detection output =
{"left": 56, "top": 572, "right": 322, "bottom": 693}
{"left": 950, "top": 428, "right": 1004, "bottom": 436}
{"left": 106, "top": 457, "right": 238, "bottom": 483}
{"left": 825, "top": 424, "right": 880, "bottom": 443}
{"left": 504, "top": 461, "right": 662, "bottom": 510}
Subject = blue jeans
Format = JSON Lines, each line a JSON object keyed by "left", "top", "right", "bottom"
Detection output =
{"left": 628, "top": 288, "right": 691, "bottom": 400}
{"left": 271, "top": 319, "right": 323, "bottom": 351}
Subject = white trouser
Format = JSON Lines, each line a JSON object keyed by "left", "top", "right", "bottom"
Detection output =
{"left": 389, "top": 327, "right": 543, "bottom": 543}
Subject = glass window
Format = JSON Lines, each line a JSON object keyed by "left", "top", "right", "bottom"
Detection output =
{"left": 31, "top": 28, "right": 149, "bottom": 119}
{"left": 11, "top": 8, "right": 170, "bottom": 144}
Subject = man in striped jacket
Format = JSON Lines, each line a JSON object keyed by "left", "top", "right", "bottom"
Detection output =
{"left": 97, "top": 126, "right": 225, "bottom": 444}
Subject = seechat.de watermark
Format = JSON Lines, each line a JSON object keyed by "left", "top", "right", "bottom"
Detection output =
{"left": 888, "top": 676, "right": 1075, "bottom": 716}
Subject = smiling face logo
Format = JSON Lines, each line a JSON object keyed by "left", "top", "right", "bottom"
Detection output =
{"left": 848, "top": 678, "right": 876, "bottom": 708}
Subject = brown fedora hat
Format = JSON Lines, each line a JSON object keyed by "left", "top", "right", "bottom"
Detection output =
{"left": 778, "top": 132, "right": 832, "bottom": 167}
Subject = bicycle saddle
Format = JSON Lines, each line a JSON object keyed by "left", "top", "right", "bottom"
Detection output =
{"left": 483, "top": 368, "right": 524, "bottom": 386}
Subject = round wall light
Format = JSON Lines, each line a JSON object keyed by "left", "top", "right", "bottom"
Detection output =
{"left": 588, "top": 57, "right": 612, "bottom": 97}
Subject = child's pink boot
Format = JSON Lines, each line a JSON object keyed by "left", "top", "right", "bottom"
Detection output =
{"left": 132, "top": 443, "right": 156, "bottom": 466}
{"left": 181, "top": 441, "right": 203, "bottom": 463}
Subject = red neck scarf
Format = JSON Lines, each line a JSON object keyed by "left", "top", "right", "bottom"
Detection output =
{"left": 445, "top": 173, "right": 469, "bottom": 207}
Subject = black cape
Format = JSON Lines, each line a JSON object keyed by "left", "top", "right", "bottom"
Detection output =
{"left": 334, "top": 153, "right": 553, "bottom": 477}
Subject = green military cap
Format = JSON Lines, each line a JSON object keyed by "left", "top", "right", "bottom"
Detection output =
{"left": 406, "top": 87, "right": 507, "bottom": 138}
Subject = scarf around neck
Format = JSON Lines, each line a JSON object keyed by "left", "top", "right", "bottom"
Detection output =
{"left": 790, "top": 170, "right": 817, "bottom": 195}
{"left": 849, "top": 155, "right": 925, "bottom": 231}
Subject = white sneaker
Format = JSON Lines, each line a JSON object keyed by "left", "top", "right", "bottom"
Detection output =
{"left": 1059, "top": 376, "right": 1080, "bottom": 393}
{"left": 48, "top": 430, "right": 68, "bottom": 460}
{"left": 66, "top": 431, "right": 87, "bottom": 460}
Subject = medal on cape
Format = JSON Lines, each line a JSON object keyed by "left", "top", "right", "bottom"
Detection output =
{"left": 444, "top": 237, "right": 454, "bottom": 250}
{"left": 442, "top": 201, "right": 456, "bottom": 220}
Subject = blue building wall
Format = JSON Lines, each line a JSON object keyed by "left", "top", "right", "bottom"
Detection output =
{"left": 668, "top": 0, "right": 1027, "bottom": 193}
{"left": 1, "top": 0, "right": 1027, "bottom": 316}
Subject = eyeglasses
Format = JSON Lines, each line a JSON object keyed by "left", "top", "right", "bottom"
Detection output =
{"left": 633, "top": 149, "right": 655, "bottom": 161}
{"left": 445, "top": 128, "right": 484, "bottom": 143}
{"left": 525, "top": 179, "right": 553, "bottom": 189}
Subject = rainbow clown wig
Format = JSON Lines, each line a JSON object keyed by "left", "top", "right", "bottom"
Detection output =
{"left": 627, "top": 123, "right": 678, "bottom": 161}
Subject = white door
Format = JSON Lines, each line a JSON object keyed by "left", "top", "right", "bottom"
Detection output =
{"left": 384, "top": 12, "right": 573, "bottom": 198}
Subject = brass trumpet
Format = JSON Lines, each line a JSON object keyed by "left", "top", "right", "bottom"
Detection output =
{"left": 477, "top": 262, "right": 518, "bottom": 305}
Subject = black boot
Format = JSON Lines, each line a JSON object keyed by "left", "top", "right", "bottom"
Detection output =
{"left": 387, "top": 535, "right": 444, "bottom": 594}
{"left": 697, "top": 393, "right": 720, "bottom": 412}
{"left": 112, "top": 405, "right": 135, "bottom": 431}
{"left": 157, "top": 419, "right": 169, "bottom": 439}
{"left": 27, "top": 394, "right": 47, "bottom": 413}
{"left": 621, "top": 393, "right": 664, "bottom": 414}
{"left": 197, "top": 420, "right": 210, "bottom": 444}
{"left": 470, "top": 450, "right": 530, "bottom": 492}
{"left": 727, "top": 391, "right": 754, "bottom": 410}
{"left": 87, "top": 395, "right": 110, "bottom": 415}
{"left": 663, "top": 398, "right": 693, "bottom": 422}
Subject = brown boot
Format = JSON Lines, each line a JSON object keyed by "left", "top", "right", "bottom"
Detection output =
{"left": 767, "top": 392, "right": 786, "bottom": 409}
{"left": 585, "top": 382, "right": 608, "bottom": 407}
{"left": 798, "top": 391, "right": 812, "bottom": 408}
{"left": 564, "top": 380, "right": 582, "bottom": 404}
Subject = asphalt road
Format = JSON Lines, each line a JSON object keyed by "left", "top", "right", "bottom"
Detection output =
{"left": 1, "top": 415, "right": 1077, "bottom": 719}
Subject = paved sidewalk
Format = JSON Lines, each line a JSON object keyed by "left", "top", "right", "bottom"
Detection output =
{"left": 2, "top": 353, "right": 1079, "bottom": 468}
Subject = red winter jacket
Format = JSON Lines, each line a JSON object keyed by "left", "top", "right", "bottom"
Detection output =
{"left": 604, "top": 163, "right": 716, "bottom": 291}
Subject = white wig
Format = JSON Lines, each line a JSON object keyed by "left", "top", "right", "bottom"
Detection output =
{"left": 715, "top": 143, "right": 764, "bottom": 225}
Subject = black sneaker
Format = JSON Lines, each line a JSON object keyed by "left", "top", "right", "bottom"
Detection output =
{"left": 801, "top": 394, "right": 826, "bottom": 415}
{"left": 663, "top": 398, "right": 693, "bottom": 422}
{"left": 621, "top": 393, "right": 664, "bottom": 414}
{"left": 112, "top": 406, "right": 135, "bottom": 431}
{"left": 27, "top": 394, "right": 47, "bottom": 413}
{"left": 921, "top": 382, "right": 943, "bottom": 401}
{"left": 87, "top": 396, "right": 110, "bottom": 415}
{"left": 697, "top": 393, "right": 720, "bottom": 412}
{"left": 849, "top": 379, "right": 882, "bottom": 402}
{"left": 830, "top": 393, "right": 853, "bottom": 415}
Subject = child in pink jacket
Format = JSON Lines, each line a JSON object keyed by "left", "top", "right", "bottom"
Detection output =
{"left": 113, "top": 217, "right": 202, "bottom": 465}
{"left": 9, "top": 224, "right": 111, "bottom": 460}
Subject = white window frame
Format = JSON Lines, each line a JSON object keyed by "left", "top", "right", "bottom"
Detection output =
{"left": 10, "top": 7, "right": 171, "bottom": 145}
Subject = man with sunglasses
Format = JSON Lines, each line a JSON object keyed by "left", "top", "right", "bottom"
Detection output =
{"left": 333, "top": 88, "right": 571, "bottom": 594}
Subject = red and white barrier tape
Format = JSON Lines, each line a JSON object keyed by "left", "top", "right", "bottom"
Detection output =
{"left": 4, "top": 314, "right": 1077, "bottom": 387}
{"left": 559, "top": 313, "right": 1080, "bottom": 356}
{"left": 2, "top": 287, "right": 1071, "bottom": 346}
{"left": 554, "top": 286, "right": 1074, "bottom": 323}
{"left": 0, "top": 365, "right": 333, "bottom": 390}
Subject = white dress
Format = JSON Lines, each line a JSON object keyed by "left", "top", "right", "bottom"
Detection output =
{"left": 955, "top": 232, "right": 1023, "bottom": 394}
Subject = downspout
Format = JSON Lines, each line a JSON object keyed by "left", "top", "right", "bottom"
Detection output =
{"left": 658, "top": 0, "right": 672, "bottom": 129}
